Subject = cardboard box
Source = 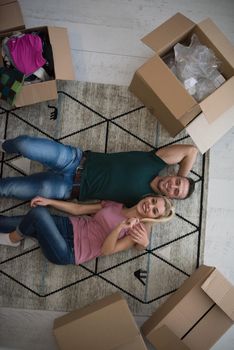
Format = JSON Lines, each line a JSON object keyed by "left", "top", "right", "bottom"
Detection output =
{"left": 129, "top": 13, "right": 234, "bottom": 153}
{"left": 0, "top": 0, "right": 74, "bottom": 106}
{"left": 0, "top": 0, "right": 24, "bottom": 33}
{"left": 141, "top": 265, "right": 234, "bottom": 350}
{"left": 53, "top": 292, "right": 147, "bottom": 350}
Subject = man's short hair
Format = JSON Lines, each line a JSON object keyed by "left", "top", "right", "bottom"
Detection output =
{"left": 185, "top": 177, "right": 196, "bottom": 199}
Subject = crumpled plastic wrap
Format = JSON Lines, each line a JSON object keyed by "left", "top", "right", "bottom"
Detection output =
{"left": 167, "top": 34, "right": 225, "bottom": 101}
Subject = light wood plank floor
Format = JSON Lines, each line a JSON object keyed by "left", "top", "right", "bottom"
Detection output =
{"left": 1, "top": 0, "right": 234, "bottom": 349}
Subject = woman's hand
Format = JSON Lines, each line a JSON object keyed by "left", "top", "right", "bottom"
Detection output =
{"left": 128, "top": 222, "right": 149, "bottom": 248}
{"left": 121, "top": 217, "right": 140, "bottom": 229}
{"left": 31, "top": 196, "right": 52, "bottom": 208}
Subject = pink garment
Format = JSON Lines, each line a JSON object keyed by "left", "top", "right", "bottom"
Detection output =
{"left": 69, "top": 201, "right": 128, "bottom": 265}
{"left": 7, "top": 34, "right": 46, "bottom": 75}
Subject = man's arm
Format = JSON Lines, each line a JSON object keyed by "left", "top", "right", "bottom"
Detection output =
{"left": 155, "top": 144, "right": 198, "bottom": 177}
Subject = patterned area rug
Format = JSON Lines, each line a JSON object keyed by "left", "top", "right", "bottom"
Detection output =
{"left": 0, "top": 81, "right": 209, "bottom": 315}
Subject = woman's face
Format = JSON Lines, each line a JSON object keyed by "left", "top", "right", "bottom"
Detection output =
{"left": 137, "top": 196, "right": 166, "bottom": 219}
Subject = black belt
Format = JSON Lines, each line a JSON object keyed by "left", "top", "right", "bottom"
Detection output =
{"left": 70, "top": 153, "right": 87, "bottom": 198}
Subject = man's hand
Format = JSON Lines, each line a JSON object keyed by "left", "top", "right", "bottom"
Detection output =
{"left": 128, "top": 222, "right": 149, "bottom": 248}
{"left": 156, "top": 144, "right": 198, "bottom": 177}
{"left": 31, "top": 196, "right": 52, "bottom": 207}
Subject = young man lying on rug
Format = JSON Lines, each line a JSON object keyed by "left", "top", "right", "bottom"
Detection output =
{"left": 0, "top": 195, "right": 174, "bottom": 264}
{"left": 0, "top": 135, "right": 198, "bottom": 206}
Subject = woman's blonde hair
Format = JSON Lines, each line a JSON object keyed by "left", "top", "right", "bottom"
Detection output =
{"left": 140, "top": 194, "right": 175, "bottom": 224}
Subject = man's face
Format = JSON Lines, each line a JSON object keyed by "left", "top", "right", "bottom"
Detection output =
{"left": 156, "top": 176, "right": 189, "bottom": 199}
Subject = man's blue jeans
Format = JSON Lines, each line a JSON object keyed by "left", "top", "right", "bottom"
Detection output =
{"left": 1, "top": 135, "right": 83, "bottom": 200}
{"left": 0, "top": 206, "right": 75, "bottom": 265}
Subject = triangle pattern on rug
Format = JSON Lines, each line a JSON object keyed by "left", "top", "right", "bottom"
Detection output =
{"left": 150, "top": 214, "right": 197, "bottom": 250}
{"left": 112, "top": 107, "right": 158, "bottom": 147}
{"left": 1, "top": 249, "right": 93, "bottom": 296}
{"left": 8, "top": 157, "right": 31, "bottom": 175}
{"left": 100, "top": 254, "right": 150, "bottom": 302}
{"left": 155, "top": 232, "right": 199, "bottom": 276}
{"left": 57, "top": 80, "right": 143, "bottom": 118}
{"left": 146, "top": 254, "right": 188, "bottom": 303}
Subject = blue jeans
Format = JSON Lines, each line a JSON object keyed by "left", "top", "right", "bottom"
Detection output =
{"left": 0, "top": 206, "right": 75, "bottom": 265}
{"left": 1, "top": 135, "right": 83, "bottom": 200}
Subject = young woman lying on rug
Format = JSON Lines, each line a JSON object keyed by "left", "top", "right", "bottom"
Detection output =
{"left": 0, "top": 194, "right": 174, "bottom": 265}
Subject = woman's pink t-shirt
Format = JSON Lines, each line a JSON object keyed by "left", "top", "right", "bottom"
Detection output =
{"left": 69, "top": 201, "right": 128, "bottom": 265}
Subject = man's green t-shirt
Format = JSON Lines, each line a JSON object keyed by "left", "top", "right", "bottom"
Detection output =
{"left": 79, "top": 150, "right": 166, "bottom": 207}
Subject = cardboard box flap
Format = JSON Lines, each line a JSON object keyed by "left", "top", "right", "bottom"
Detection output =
{"left": 142, "top": 13, "right": 195, "bottom": 55}
{"left": 15, "top": 80, "right": 57, "bottom": 107}
{"left": 198, "top": 18, "right": 234, "bottom": 69}
{"left": 186, "top": 106, "right": 234, "bottom": 154}
{"left": 47, "top": 26, "right": 75, "bottom": 80}
{"left": 141, "top": 266, "right": 215, "bottom": 336}
{"left": 200, "top": 77, "right": 234, "bottom": 123}
{"left": 0, "top": 0, "right": 25, "bottom": 33}
{"left": 148, "top": 326, "right": 190, "bottom": 350}
{"left": 201, "top": 269, "right": 234, "bottom": 320}
{"left": 137, "top": 56, "right": 197, "bottom": 121}
{"left": 54, "top": 293, "right": 147, "bottom": 350}
{"left": 54, "top": 293, "right": 124, "bottom": 329}
{"left": 113, "top": 335, "right": 147, "bottom": 350}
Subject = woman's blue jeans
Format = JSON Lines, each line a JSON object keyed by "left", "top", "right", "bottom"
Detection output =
{"left": 1, "top": 135, "right": 83, "bottom": 200}
{"left": 0, "top": 206, "right": 75, "bottom": 265}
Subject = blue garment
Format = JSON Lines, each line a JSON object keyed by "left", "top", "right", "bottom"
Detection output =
{"left": 0, "top": 206, "right": 75, "bottom": 265}
{"left": 1, "top": 135, "right": 83, "bottom": 200}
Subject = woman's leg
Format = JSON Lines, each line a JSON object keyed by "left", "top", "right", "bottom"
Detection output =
{"left": 17, "top": 206, "right": 75, "bottom": 265}
{"left": 2, "top": 135, "right": 83, "bottom": 173}
{"left": 0, "top": 214, "right": 24, "bottom": 246}
{"left": 0, "top": 215, "right": 23, "bottom": 232}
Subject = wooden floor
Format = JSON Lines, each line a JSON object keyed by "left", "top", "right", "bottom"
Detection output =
{"left": 1, "top": 0, "right": 234, "bottom": 349}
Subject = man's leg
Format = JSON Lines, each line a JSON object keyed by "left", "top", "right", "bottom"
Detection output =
{"left": 0, "top": 172, "right": 72, "bottom": 200}
{"left": 2, "top": 135, "right": 82, "bottom": 173}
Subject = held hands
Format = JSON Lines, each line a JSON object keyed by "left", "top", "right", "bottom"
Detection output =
{"left": 30, "top": 196, "right": 51, "bottom": 208}
{"left": 121, "top": 218, "right": 149, "bottom": 248}
{"left": 121, "top": 217, "right": 140, "bottom": 229}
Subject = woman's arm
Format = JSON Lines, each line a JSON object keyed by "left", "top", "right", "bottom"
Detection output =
{"left": 100, "top": 218, "right": 139, "bottom": 256}
{"left": 30, "top": 196, "right": 102, "bottom": 216}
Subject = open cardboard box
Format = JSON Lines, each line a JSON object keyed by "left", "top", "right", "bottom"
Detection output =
{"left": 0, "top": 0, "right": 74, "bottom": 107}
{"left": 129, "top": 13, "right": 234, "bottom": 154}
{"left": 141, "top": 265, "right": 234, "bottom": 350}
{"left": 53, "top": 292, "right": 147, "bottom": 350}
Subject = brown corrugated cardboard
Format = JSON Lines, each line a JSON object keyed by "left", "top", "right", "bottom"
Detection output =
{"left": 182, "top": 306, "right": 232, "bottom": 350}
{"left": 199, "top": 76, "right": 234, "bottom": 123}
{"left": 201, "top": 268, "right": 234, "bottom": 320}
{"left": 0, "top": 1, "right": 74, "bottom": 106}
{"left": 53, "top": 293, "right": 147, "bottom": 350}
{"left": 0, "top": 0, "right": 25, "bottom": 33}
{"left": 186, "top": 106, "right": 234, "bottom": 154}
{"left": 15, "top": 80, "right": 58, "bottom": 107}
{"left": 142, "top": 13, "right": 195, "bottom": 56}
{"left": 47, "top": 27, "right": 74, "bottom": 80}
{"left": 149, "top": 326, "right": 190, "bottom": 350}
{"left": 141, "top": 265, "right": 234, "bottom": 350}
{"left": 129, "top": 13, "right": 234, "bottom": 152}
